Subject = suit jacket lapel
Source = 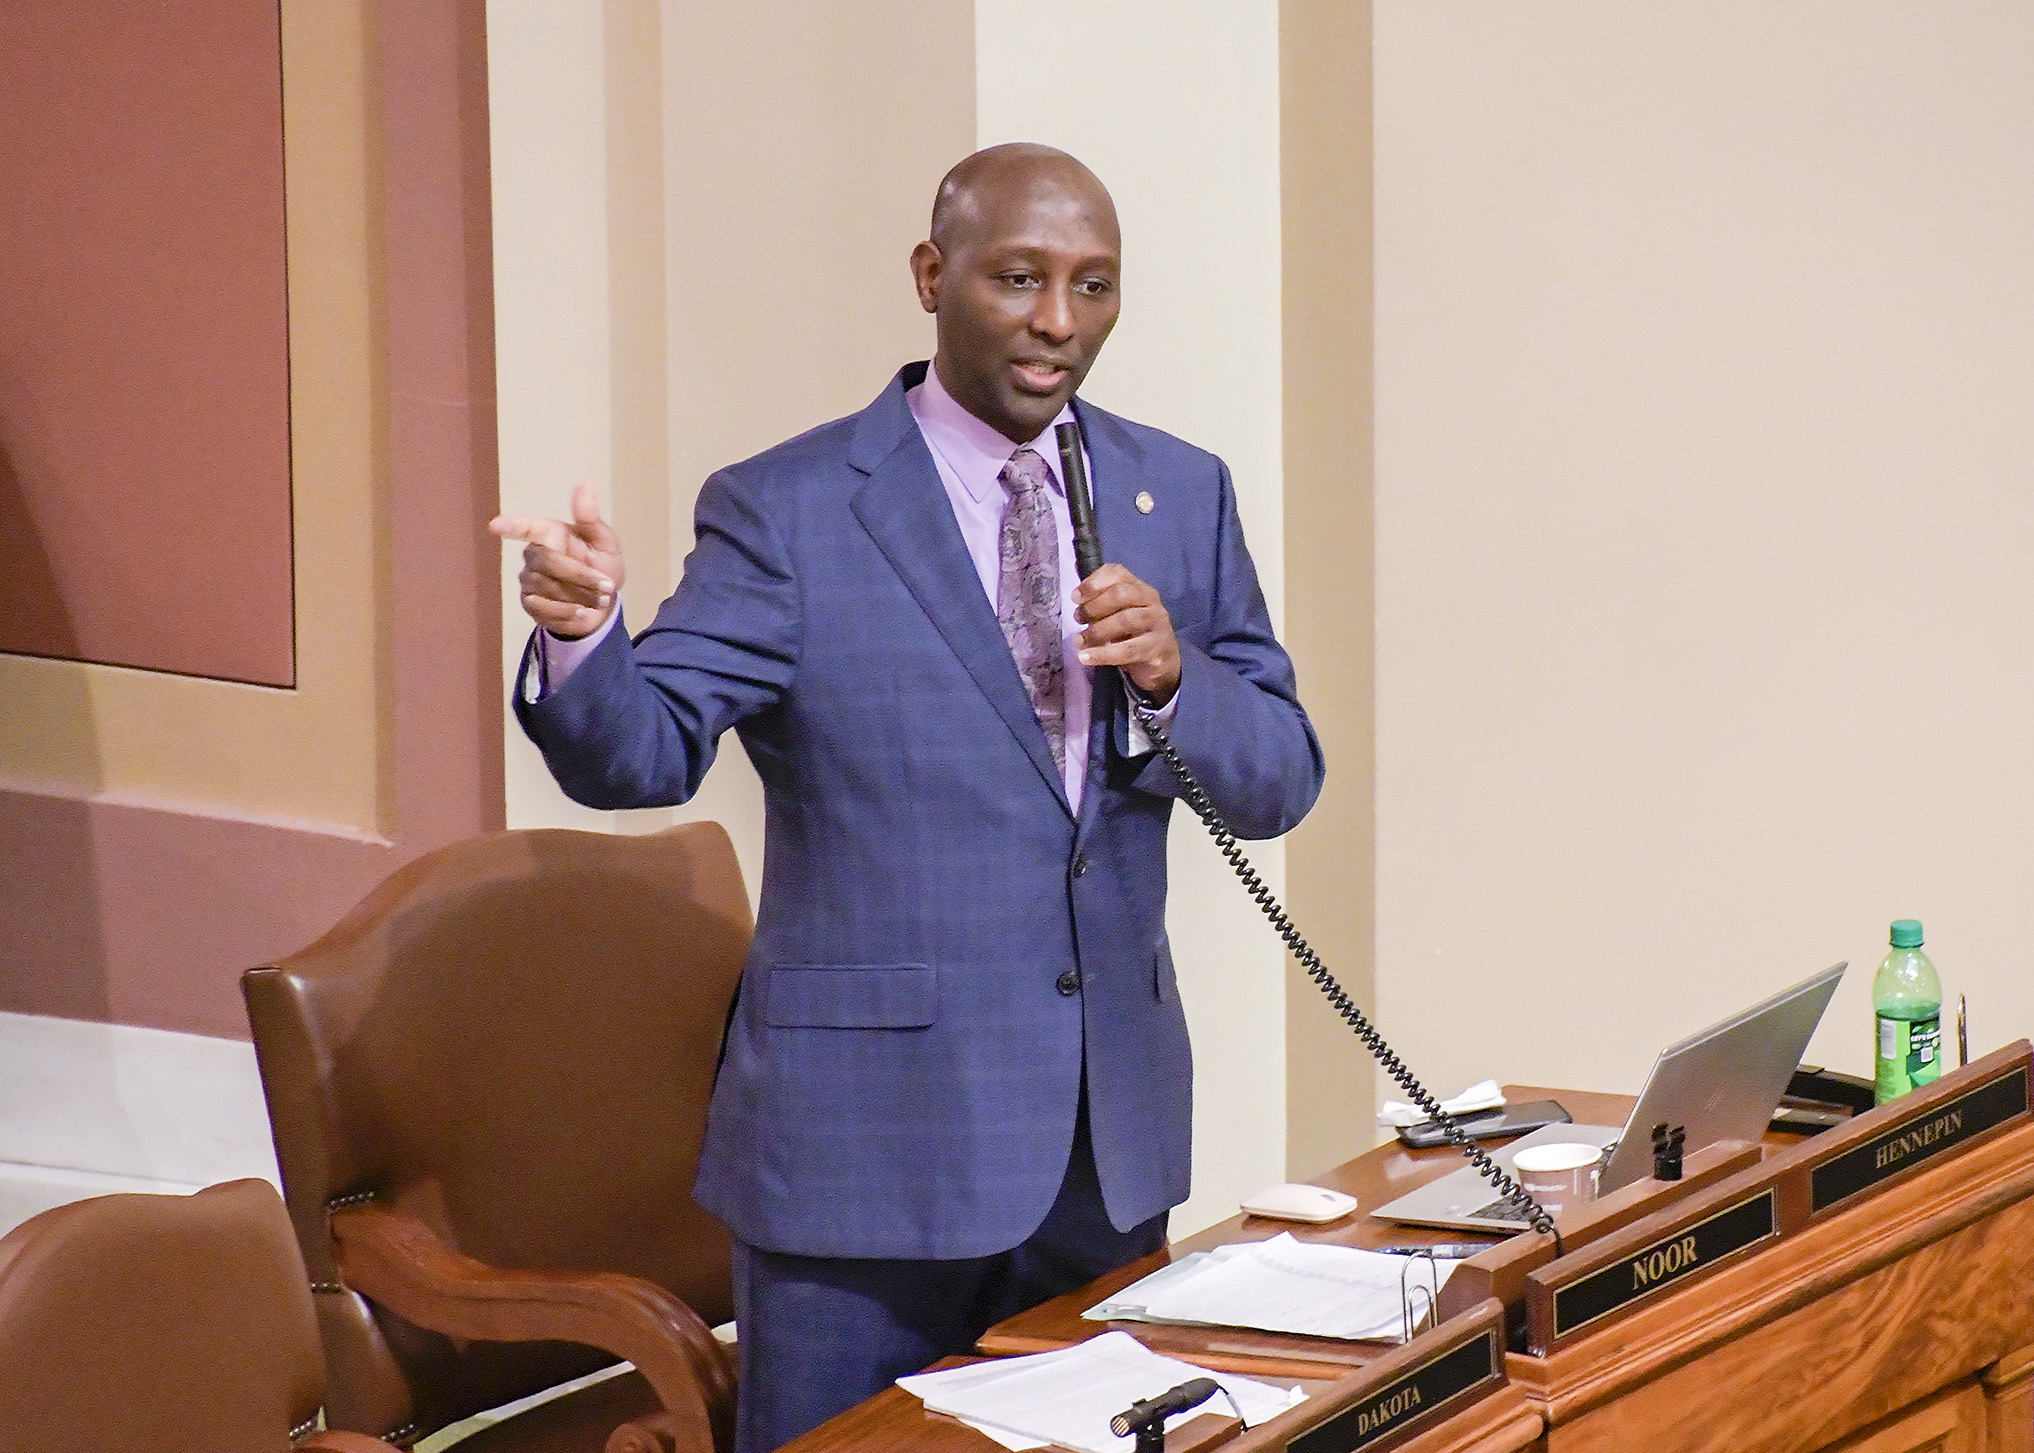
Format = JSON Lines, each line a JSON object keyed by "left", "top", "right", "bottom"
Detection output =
{"left": 849, "top": 372, "right": 1073, "bottom": 816}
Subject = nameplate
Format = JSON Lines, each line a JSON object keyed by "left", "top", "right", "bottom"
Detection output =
{"left": 1809, "top": 1066, "right": 2030, "bottom": 1215}
{"left": 1289, "top": 1329, "right": 1499, "bottom": 1453}
{"left": 1549, "top": 1189, "right": 1776, "bottom": 1342}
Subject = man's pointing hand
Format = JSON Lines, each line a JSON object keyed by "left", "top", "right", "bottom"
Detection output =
{"left": 490, "top": 479, "right": 627, "bottom": 639}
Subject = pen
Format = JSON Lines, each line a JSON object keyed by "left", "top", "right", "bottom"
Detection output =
{"left": 1375, "top": 1244, "right": 1490, "bottom": 1259}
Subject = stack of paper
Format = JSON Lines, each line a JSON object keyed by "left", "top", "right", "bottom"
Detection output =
{"left": 897, "top": 1330, "right": 1304, "bottom": 1453}
{"left": 1083, "top": 1234, "right": 1459, "bottom": 1343}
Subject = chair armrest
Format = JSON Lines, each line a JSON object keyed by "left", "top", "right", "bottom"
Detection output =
{"left": 331, "top": 1204, "right": 734, "bottom": 1453}
{"left": 606, "top": 1411, "right": 699, "bottom": 1453}
{"left": 298, "top": 1432, "right": 408, "bottom": 1453}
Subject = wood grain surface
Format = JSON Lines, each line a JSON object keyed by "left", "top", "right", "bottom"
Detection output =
{"left": 1516, "top": 1115, "right": 2034, "bottom": 1451}
{"left": 1981, "top": 1343, "right": 2034, "bottom": 1453}
{"left": 1818, "top": 1381, "right": 1984, "bottom": 1453}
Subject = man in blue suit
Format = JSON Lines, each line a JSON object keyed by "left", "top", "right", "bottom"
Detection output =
{"left": 494, "top": 144, "right": 1323, "bottom": 1450}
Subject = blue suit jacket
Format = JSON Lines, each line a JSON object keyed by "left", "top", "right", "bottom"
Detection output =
{"left": 517, "top": 363, "right": 1323, "bottom": 1259}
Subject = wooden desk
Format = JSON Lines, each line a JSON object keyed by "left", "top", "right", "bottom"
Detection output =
{"left": 787, "top": 1053, "right": 2034, "bottom": 1452}
{"left": 984, "top": 1052, "right": 2034, "bottom": 1453}
{"left": 979, "top": 1086, "right": 1650, "bottom": 1379}
{"left": 1508, "top": 1045, "right": 2034, "bottom": 1452}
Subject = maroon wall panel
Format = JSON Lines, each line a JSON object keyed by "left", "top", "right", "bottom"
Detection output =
{"left": 0, "top": 0, "right": 293, "bottom": 685}
{"left": 0, "top": 0, "right": 504, "bottom": 1037}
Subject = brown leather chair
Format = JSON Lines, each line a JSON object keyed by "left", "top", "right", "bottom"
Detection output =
{"left": 0, "top": 1178, "right": 398, "bottom": 1453}
{"left": 242, "top": 824, "right": 751, "bottom": 1453}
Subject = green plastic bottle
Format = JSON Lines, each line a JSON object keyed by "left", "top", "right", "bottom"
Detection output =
{"left": 1873, "top": 919, "right": 1943, "bottom": 1105}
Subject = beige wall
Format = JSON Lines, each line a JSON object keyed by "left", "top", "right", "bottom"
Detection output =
{"left": 489, "top": 0, "right": 637, "bottom": 837}
{"left": 492, "top": 1, "right": 971, "bottom": 890}
{"left": 659, "top": 0, "right": 970, "bottom": 881}
{"left": 1371, "top": 0, "right": 2034, "bottom": 1111}
{"left": 1281, "top": 0, "right": 1378, "bottom": 1180}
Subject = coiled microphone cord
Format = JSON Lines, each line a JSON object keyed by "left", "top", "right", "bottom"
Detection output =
{"left": 1129, "top": 695, "right": 1561, "bottom": 1250}
{"left": 1048, "top": 416, "right": 1558, "bottom": 1251}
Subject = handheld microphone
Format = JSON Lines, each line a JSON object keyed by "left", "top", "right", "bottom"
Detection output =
{"left": 1109, "top": 1377, "right": 1221, "bottom": 1438}
{"left": 1054, "top": 420, "right": 1105, "bottom": 581}
{"left": 1056, "top": 416, "right": 1155, "bottom": 714}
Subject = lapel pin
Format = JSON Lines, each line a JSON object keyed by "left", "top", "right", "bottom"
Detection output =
{"left": 1134, "top": 491, "right": 1155, "bottom": 514}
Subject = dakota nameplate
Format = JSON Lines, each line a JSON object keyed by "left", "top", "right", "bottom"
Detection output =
{"left": 1810, "top": 1067, "right": 2029, "bottom": 1215}
{"left": 1289, "top": 1330, "right": 1499, "bottom": 1453}
{"left": 1550, "top": 1190, "right": 1776, "bottom": 1342}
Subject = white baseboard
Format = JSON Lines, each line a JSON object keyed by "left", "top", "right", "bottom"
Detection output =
{"left": 0, "top": 1011, "right": 280, "bottom": 1187}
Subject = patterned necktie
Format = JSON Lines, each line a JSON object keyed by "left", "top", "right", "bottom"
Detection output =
{"left": 997, "top": 447, "right": 1066, "bottom": 773}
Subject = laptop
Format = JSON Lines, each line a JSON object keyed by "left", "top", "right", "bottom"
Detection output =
{"left": 1372, "top": 961, "right": 1847, "bottom": 1232}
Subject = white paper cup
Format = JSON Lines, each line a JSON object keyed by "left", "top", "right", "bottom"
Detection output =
{"left": 1512, "top": 1141, "right": 1605, "bottom": 1215}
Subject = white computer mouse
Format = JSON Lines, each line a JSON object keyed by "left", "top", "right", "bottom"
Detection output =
{"left": 1238, "top": 1182, "right": 1359, "bottom": 1224}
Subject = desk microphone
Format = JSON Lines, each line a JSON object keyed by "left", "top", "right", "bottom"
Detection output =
{"left": 1110, "top": 1378, "right": 1220, "bottom": 1440}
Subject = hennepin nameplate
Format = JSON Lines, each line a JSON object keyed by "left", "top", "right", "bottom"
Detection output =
{"left": 1550, "top": 1190, "right": 1776, "bottom": 1342}
{"left": 1810, "top": 1067, "right": 2029, "bottom": 1215}
{"left": 1289, "top": 1330, "right": 1499, "bottom": 1453}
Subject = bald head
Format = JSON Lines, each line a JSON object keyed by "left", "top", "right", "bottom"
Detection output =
{"left": 929, "top": 143, "right": 1120, "bottom": 256}
{"left": 910, "top": 145, "right": 1123, "bottom": 443}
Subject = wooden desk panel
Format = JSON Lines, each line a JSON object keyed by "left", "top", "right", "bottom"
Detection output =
{"left": 1515, "top": 1112, "right": 2034, "bottom": 1452}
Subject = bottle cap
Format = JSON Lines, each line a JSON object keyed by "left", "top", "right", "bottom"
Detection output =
{"left": 1890, "top": 919, "right": 1924, "bottom": 948}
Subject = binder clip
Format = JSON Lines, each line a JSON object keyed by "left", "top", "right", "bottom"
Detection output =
{"left": 1650, "top": 1123, "right": 1685, "bottom": 1181}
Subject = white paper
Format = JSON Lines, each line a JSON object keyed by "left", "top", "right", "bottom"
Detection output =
{"left": 898, "top": 1331, "right": 1303, "bottom": 1453}
{"left": 1081, "top": 1249, "right": 1222, "bottom": 1322}
{"left": 1089, "top": 1235, "right": 1458, "bottom": 1343}
{"left": 893, "top": 1357, "right": 1053, "bottom": 1448}
{"left": 1376, "top": 1079, "right": 1504, "bottom": 1127}
{"left": 956, "top": 1418, "right": 1048, "bottom": 1450}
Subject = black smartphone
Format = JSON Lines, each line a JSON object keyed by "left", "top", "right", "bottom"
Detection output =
{"left": 1394, "top": 1098, "right": 1572, "bottom": 1149}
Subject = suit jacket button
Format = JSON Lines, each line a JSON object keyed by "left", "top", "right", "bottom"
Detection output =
{"left": 1071, "top": 853, "right": 1089, "bottom": 878}
{"left": 1056, "top": 970, "right": 1082, "bottom": 996}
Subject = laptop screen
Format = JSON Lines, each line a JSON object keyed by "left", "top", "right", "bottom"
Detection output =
{"left": 1596, "top": 961, "right": 1847, "bottom": 1193}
